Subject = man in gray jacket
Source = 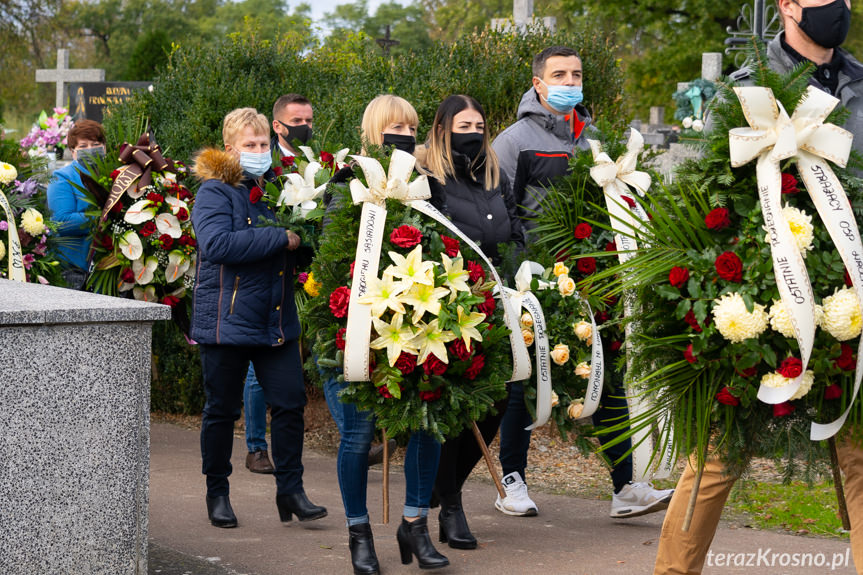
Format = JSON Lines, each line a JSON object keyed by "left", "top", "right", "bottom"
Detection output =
{"left": 655, "top": 1, "right": 863, "bottom": 573}
{"left": 491, "top": 46, "right": 674, "bottom": 521}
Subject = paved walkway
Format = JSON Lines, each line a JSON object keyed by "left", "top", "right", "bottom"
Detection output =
{"left": 149, "top": 422, "right": 856, "bottom": 574}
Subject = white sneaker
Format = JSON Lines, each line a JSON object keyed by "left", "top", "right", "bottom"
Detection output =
{"left": 610, "top": 482, "right": 674, "bottom": 518}
{"left": 494, "top": 472, "right": 538, "bottom": 516}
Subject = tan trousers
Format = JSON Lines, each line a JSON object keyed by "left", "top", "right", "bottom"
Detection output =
{"left": 653, "top": 441, "right": 863, "bottom": 575}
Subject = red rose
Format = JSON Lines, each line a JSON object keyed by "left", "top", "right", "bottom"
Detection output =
{"left": 272, "top": 166, "right": 283, "bottom": 177}
{"left": 159, "top": 234, "right": 174, "bottom": 249}
{"left": 777, "top": 357, "right": 803, "bottom": 379}
{"left": 621, "top": 195, "right": 636, "bottom": 208}
{"left": 146, "top": 192, "right": 164, "bottom": 205}
{"left": 98, "top": 234, "right": 114, "bottom": 250}
{"left": 377, "top": 385, "right": 394, "bottom": 399}
{"left": 109, "top": 169, "right": 120, "bottom": 180}
{"left": 176, "top": 207, "right": 190, "bottom": 221}
{"left": 178, "top": 187, "right": 193, "bottom": 201}
{"left": 320, "top": 151, "right": 335, "bottom": 167}
{"left": 610, "top": 340, "right": 622, "bottom": 353}
{"left": 120, "top": 268, "right": 135, "bottom": 284}
{"left": 781, "top": 173, "right": 799, "bottom": 195}
{"left": 604, "top": 294, "right": 619, "bottom": 307}
{"left": 420, "top": 388, "right": 443, "bottom": 401}
{"left": 467, "top": 261, "right": 485, "bottom": 283}
{"left": 835, "top": 344, "right": 856, "bottom": 371}
{"left": 825, "top": 384, "right": 843, "bottom": 400}
{"left": 249, "top": 186, "right": 264, "bottom": 203}
{"left": 574, "top": 223, "right": 593, "bottom": 239}
{"left": 704, "top": 207, "right": 730, "bottom": 230}
{"left": 594, "top": 310, "right": 611, "bottom": 324}
{"left": 394, "top": 352, "right": 417, "bottom": 375}
{"left": 576, "top": 257, "right": 596, "bottom": 275}
{"left": 605, "top": 241, "right": 617, "bottom": 252}
{"left": 448, "top": 339, "right": 472, "bottom": 362}
{"left": 140, "top": 221, "right": 157, "bottom": 237}
{"left": 335, "top": 328, "right": 346, "bottom": 351}
{"left": 390, "top": 225, "right": 422, "bottom": 248}
{"left": 441, "top": 235, "right": 460, "bottom": 257}
{"left": 349, "top": 261, "right": 355, "bottom": 278}
{"left": 715, "top": 387, "right": 739, "bottom": 406}
{"left": 110, "top": 200, "right": 124, "bottom": 213}
{"left": 714, "top": 251, "right": 743, "bottom": 282}
{"left": 684, "top": 310, "right": 703, "bottom": 333}
{"left": 684, "top": 343, "right": 697, "bottom": 364}
{"left": 465, "top": 353, "right": 486, "bottom": 380}
{"left": 669, "top": 266, "right": 689, "bottom": 288}
{"left": 161, "top": 295, "right": 181, "bottom": 307}
{"left": 773, "top": 402, "right": 796, "bottom": 417}
{"left": 555, "top": 249, "right": 570, "bottom": 262}
{"left": 280, "top": 155, "right": 294, "bottom": 167}
{"left": 846, "top": 269, "right": 854, "bottom": 287}
{"left": 329, "top": 286, "right": 351, "bottom": 318}
{"left": 477, "top": 291, "right": 496, "bottom": 315}
{"left": 423, "top": 354, "right": 448, "bottom": 376}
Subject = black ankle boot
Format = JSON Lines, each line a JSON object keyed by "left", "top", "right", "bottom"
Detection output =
{"left": 348, "top": 523, "right": 380, "bottom": 575}
{"left": 396, "top": 516, "right": 449, "bottom": 569}
{"left": 276, "top": 492, "right": 328, "bottom": 522}
{"left": 438, "top": 491, "right": 477, "bottom": 549}
{"left": 206, "top": 495, "right": 237, "bottom": 528}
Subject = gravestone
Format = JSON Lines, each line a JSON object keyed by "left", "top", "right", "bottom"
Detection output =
{"left": 0, "top": 279, "right": 170, "bottom": 574}
{"left": 35, "top": 49, "right": 105, "bottom": 110}
{"left": 491, "top": 0, "right": 556, "bottom": 33}
{"left": 68, "top": 81, "right": 152, "bottom": 123}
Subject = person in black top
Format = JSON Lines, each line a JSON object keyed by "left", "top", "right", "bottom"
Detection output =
{"left": 418, "top": 94, "right": 524, "bottom": 550}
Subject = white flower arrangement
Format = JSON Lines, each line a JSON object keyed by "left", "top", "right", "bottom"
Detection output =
{"left": 712, "top": 292, "right": 768, "bottom": 343}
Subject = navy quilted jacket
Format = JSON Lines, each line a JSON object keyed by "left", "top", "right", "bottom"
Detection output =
{"left": 190, "top": 148, "right": 299, "bottom": 346}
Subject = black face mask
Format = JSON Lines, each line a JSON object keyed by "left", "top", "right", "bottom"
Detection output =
{"left": 450, "top": 132, "right": 484, "bottom": 161}
{"left": 382, "top": 133, "right": 416, "bottom": 154}
{"left": 795, "top": 0, "right": 851, "bottom": 49}
{"left": 278, "top": 122, "right": 313, "bottom": 147}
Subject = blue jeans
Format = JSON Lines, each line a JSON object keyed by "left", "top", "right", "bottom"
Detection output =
{"left": 323, "top": 377, "right": 442, "bottom": 524}
{"left": 243, "top": 365, "right": 269, "bottom": 453}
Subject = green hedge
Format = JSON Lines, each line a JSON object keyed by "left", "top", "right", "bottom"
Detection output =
{"left": 151, "top": 320, "right": 205, "bottom": 414}
{"left": 107, "top": 27, "right": 624, "bottom": 161}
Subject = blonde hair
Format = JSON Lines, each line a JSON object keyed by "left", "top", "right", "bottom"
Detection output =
{"left": 422, "top": 95, "right": 499, "bottom": 191}
{"left": 222, "top": 107, "right": 270, "bottom": 147}
{"left": 360, "top": 95, "right": 419, "bottom": 153}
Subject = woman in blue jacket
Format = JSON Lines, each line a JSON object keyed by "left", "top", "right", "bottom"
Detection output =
{"left": 191, "top": 107, "right": 326, "bottom": 528}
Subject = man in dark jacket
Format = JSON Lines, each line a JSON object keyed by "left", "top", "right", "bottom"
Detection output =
{"left": 655, "top": 2, "right": 863, "bottom": 573}
{"left": 491, "top": 45, "right": 673, "bottom": 521}
{"left": 271, "top": 93, "right": 314, "bottom": 158}
{"left": 192, "top": 107, "right": 326, "bottom": 529}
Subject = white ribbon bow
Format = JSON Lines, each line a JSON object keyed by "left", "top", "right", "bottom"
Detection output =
{"left": 729, "top": 86, "right": 862, "bottom": 440}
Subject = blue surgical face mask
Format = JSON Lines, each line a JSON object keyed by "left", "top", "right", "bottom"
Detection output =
{"left": 239, "top": 151, "right": 272, "bottom": 177}
{"left": 538, "top": 79, "right": 584, "bottom": 113}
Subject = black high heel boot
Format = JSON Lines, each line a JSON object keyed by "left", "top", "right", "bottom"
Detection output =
{"left": 348, "top": 523, "right": 380, "bottom": 575}
{"left": 396, "top": 516, "right": 449, "bottom": 569}
{"left": 206, "top": 495, "right": 237, "bottom": 528}
{"left": 276, "top": 492, "right": 328, "bottom": 522}
{"left": 438, "top": 491, "right": 477, "bottom": 549}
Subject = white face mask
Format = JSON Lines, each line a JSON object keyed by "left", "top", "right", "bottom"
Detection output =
{"left": 239, "top": 151, "right": 272, "bottom": 176}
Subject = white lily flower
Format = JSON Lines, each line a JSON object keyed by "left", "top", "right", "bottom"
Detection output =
{"left": 165, "top": 250, "right": 191, "bottom": 283}
{"left": 333, "top": 148, "right": 350, "bottom": 168}
{"left": 125, "top": 199, "right": 157, "bottom": 224}
{"left": 279, "top": 162, "right": 327, "bottom": 208}
{"left": 133, "top": 285, "right": 158, "bottom": 302}
{"left": 155, "top": 213, "right": 182, "bottom": 238}
{"left": 298, "top": 146, "right": 317, "bottom": 164}
{"left": 132, "top": 256, "right": 159, "bottom": 285}
{"left": 119, "top": 231, "right": 143, "bottom": 260}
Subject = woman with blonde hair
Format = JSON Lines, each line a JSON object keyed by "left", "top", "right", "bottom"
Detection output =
{"left": 322, "top": 95, "right": 449, "bottom": 574}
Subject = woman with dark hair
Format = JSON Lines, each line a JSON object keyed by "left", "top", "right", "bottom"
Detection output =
{"left": 418, "top": 94, "right": 524, "bottom": 549}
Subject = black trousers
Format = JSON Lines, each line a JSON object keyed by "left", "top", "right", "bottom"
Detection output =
{"left": 434, "top": 395, "right": 509, "bottom": 497}
{"left": 199, "top": 342, "right": 306, "bottom": 497}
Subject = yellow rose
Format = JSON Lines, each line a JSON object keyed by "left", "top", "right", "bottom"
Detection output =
{"left": 557, "top": 275, "right": 576, "bottom": 297}
{"left": 550, "top": 343, "right": 570, "bottom": 365}
{"left": 20, "top": 208, "right": 45, "bottom": 236}
{"left": 550, "top": 391, "right": 559, "bottom": 407}
{"left": 575, "top": 362, "right": 591, "bottom": 378}
{"left": 553, "top": 262, "right": 569, "bottom": 277}
{"left": 520, "top": 312, "right": 534, "bottom": 329}
{"left": 522, "top": 328, "right": 535, "bottom": 347}
{"left": 567, "top": 402, "right": 584, "bottom": 419}
{"left": 303, "top": 271, "right": 321, "bottom": 297}
{"left": 573, "top": 320, "right": 592, "bottom": 342}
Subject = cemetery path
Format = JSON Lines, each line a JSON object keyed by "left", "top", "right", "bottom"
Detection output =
{"left": 149, "top": 422, "right": 857, "bottom": 575}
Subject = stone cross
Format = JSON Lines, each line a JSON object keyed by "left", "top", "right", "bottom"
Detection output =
{"left": 36, "top": 49, "right": 105, "bottom": 110}
{"left": 375, "top": 25, "right": 400, "bottom": 57}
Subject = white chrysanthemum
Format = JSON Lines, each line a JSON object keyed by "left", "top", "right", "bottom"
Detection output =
{"left": 692, "top": 119, "right": 704, "bottom": 132}
{"left": 682, "top": 117, "right": 693, "bottom": 129}
{"left": 0, "top": 239, "right": 5, "bottom": 260}
{"left": 760, "top": 369, "right": 815, "bottom": 401}
{"left": 768, "top": 300, "right": 794, "bottom": 337}
{"left": 0, "top": 162, "right": 17, "bottom": 185}
{"left": 20, "top": 208, "right": 45, "bottom": 235}
{"left": 712, "top": 292, "right": 768, "bottom": 343}
{"left": 783, "top": 205, "right": 814, "bottom": 257}
{"left": 822, "top": 287, "right": 863, "bottom": 341}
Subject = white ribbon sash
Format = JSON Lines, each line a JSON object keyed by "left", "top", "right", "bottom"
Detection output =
{"left": 0, "top": 190, "right": 26, "bottom": 282}
{"left": 343, "top": 150, "right": 531, "bottom": 384}
{"left": 507, "top": 261, "right": 603, "bottom": 430}
{"left": 729, "top": 87, "right": 861, "bottom": 439}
